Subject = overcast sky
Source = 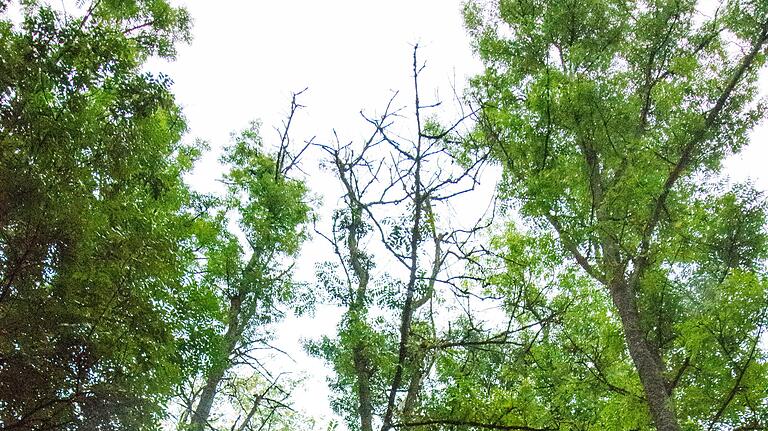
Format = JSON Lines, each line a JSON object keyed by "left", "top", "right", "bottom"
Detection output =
{"left": 145, "top": 1, "right": 768, "bottom": 428}
{"left": 148, "top": 0, "right": 480, "bottom": 192}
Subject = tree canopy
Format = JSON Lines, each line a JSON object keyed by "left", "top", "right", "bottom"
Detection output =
{"left": 0, "top": 1, "right": 199, "bottom": 429}
{"left": 461, "top": 0, "right": 768, "bottom": 429}
{"left": 1, "top": 1, "right": 767, "bottom": 431}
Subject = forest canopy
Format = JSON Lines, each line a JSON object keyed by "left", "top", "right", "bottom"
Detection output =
{"left": 0, "top": 1, "right": 767, "bottom": 431}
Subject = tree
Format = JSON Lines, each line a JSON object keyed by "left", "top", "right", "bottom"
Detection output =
{"left": 463, "top": 0, "right": 768, "bottom": 429}
{"left": 0, "top": 0, "right": 200, "bottom": 429}
{"left": 175, "top": 102, "right": 312, "bottom": 431}
{"left": 311, "top": 46, "right": 510, "bottom": 431}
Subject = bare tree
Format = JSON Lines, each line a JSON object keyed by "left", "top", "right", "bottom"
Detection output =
{"left": 315, "top": 45, "right": 504, "bottom": 431}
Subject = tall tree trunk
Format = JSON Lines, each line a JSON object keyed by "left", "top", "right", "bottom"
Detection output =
{"left": 190, "top": 365, "right": 227, "bottom": 431}
{"left": 190, "top": 296, "right": 242, "bottom": 431}
{"left": 353, "top": 345, "right": 374, "bottom": 431}
{"left": 347, "top": 203, "right": 373, "bottom": 431}
{"left": 610, "top": 278, "right": 680, "bottom": 431}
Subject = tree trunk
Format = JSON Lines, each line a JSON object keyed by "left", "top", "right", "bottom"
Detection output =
{"left": 190, "top": 365, "right": 227, "bottom": 430}
{"left": 610, "top": 279, "right": 680, "bottom": 431}
{"left": 353, "top": 345, "right": 374, "bottom": 431}
{"left": 190, "top": 296, "right": 242, "bottom": 431}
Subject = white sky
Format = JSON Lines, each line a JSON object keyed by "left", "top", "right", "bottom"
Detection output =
{"left": 149, "top": 0, "right": 480, "bottom": 194}
{"left": 143, "top": 1, "right": 768, "bottom": 429}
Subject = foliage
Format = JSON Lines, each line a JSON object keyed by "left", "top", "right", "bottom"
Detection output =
{"left": 2, "top": 1, "right": 768, "bottom": 431}
{"left": 175, "top": 122, "right": 312, "bottom": 431}
{"left": 0, "top": 1, "right": 199, "bottom": 429}
{"left": 462, "top": 0, "right": 768, "bottom": 429}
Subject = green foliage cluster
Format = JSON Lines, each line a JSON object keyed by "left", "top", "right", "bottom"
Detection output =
{"left": 438, "top": 0, "right": 768, "bottom": 429}
{"left": 2, "top": 1, "right": 768, "bottom": 431}
{"left": 0, "top": 2, "right": 311, "bottom": 430}
{"left": 0, "top": 1, "right": 197, "bottom": 429}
